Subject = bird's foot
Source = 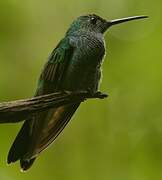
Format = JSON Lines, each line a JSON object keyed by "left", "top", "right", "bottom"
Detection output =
{"left": 94, "top": 91, "right": 108, "bottom": 99}
{"left": 86, "top": 88, "right": 108, "bottom": 99}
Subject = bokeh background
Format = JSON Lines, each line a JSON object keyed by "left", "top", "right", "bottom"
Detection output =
{"left": 0, "top": 0, "right": 161, "bottom": 180}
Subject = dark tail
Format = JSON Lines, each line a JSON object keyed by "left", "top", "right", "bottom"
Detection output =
{"left": 7, "top": 118, "right": 36, "bottom": 170}
{"left": 8, "top": 103, "right": 80, "bottom": 171}
{"left": 20, "top": 158, "right": 36, "bottom": 171}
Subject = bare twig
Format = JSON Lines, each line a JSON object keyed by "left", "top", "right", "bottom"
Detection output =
{"left": 0, "top": 91, "right": 108, "bottom": 123}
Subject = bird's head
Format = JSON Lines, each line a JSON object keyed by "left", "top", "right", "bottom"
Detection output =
{"left": 66, "top": 14, "right": 148, "bottom": 35}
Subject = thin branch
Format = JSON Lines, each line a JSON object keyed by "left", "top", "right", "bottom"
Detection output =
{"left": 0, "top": 91, "right": 108, "bottom": 123}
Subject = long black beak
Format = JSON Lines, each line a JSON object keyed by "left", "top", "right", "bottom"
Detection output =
{"left": 107, "top": 15, "right": 148, "bottom": 28}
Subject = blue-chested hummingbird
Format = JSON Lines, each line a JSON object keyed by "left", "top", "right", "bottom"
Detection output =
{"left": 7, "top": 14, "right": 148, "bottom": 171}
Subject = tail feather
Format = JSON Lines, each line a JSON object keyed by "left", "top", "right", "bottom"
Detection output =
{"left": 7, "top": 103, "right": 80, "bottom": 171}
{"left": 20, "top": 158, "right": 36, "bottom": 172}
{"left": 7, "top": 119, "right": 31, "bottom": 164}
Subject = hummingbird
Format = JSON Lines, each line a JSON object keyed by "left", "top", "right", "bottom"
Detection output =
{"left": 7, "top": 14, "right": 148, "bottom": 171}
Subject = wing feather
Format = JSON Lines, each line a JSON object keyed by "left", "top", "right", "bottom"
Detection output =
{"left": 24, "top": 37, "right": 76, "bottom": 158}
{"left": 8, "top": 37, "right": 76, "bottom": 167}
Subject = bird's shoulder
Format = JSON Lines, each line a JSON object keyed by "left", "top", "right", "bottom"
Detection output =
{"left": 35, "top": 37, "right": 74, "bottom": 94}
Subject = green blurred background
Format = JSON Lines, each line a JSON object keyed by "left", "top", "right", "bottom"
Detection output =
{"left": 0, "top": 0, "right": 161, "bottom": 179}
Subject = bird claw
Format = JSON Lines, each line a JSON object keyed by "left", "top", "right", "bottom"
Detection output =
{"left": 61, "top": 89, "right": 108, "bottom": 100}
{"left": 95, "top": 91, "right": 108, "bottom": 99}
{"left": 86, "top": 88, "right": 108, "bottom": 99}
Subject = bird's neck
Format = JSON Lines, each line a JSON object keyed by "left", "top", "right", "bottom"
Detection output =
{"left": 66, "top": 29, "right": 103, "bottom": 38}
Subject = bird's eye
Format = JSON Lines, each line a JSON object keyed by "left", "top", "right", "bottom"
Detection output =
{"left": 90, "top": 17, "right": 97, "bottom": 25}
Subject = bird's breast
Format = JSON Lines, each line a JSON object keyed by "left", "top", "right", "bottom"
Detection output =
{"left": 62, "top": 33, "right": 106, "bottom": 92}
{"left": 71, "top": 33, "right": 105, "bottom": 65}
